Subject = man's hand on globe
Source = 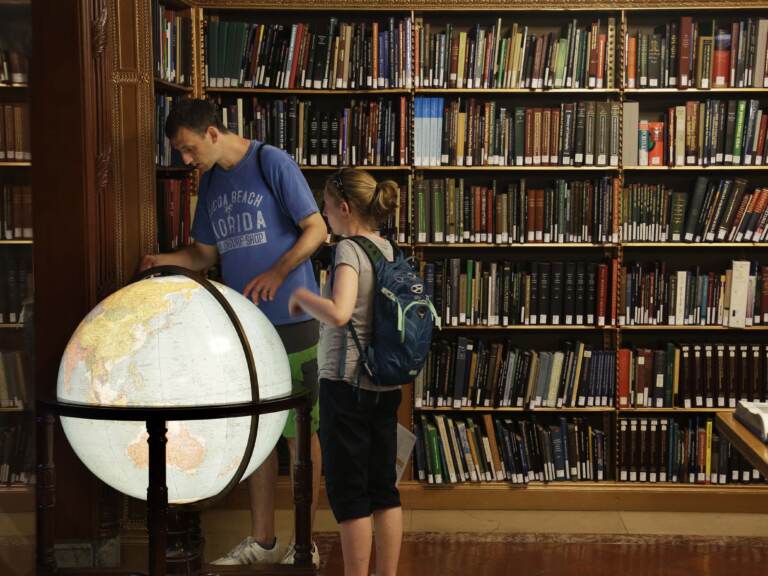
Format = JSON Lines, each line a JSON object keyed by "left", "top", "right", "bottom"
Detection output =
{"left": 139, "top": 254, "right": 161, "bottom": 272}
{"left": 243, "top": 267, "right": 286, "bottom": 304}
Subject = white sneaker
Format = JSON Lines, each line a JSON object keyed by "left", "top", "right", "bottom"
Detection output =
{"left": 210, "top": 536, "right": 281, "bottom": 565}
{"left": 279, "top": 541, "right": 320, "bottom": 568}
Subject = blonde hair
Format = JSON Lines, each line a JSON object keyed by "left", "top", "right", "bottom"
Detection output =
{"left": 324, "top": 167, "right": 399, "bottom": 227}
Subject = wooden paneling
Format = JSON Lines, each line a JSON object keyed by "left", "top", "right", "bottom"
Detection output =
{"left": 109, "top": 0, "right": 156, "bottom": 284}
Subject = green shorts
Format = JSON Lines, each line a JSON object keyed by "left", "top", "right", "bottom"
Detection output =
{"left": 276, "top": 320, "right": 320, "bottom": 439}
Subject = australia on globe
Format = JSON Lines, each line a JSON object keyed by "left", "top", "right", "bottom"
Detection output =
{"left": 57, "top": 274, "right": 292, "bottom": 504}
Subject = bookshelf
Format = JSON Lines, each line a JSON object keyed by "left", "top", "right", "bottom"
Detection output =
{"left": 135, "top": 1, "right": 768, "bottom": 511}
{"left": 0, "top": 0, "right": 34, "bottom": 504}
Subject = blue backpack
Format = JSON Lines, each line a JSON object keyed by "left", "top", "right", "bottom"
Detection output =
{"left": 338, "top": 236, "right": 438, "bottom": 387}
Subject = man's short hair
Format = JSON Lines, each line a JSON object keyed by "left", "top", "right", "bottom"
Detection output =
{"left": 164, "top": 98, "right": 228, "bottom": 140}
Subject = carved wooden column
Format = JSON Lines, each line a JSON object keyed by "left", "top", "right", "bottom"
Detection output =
{"left": 32, "top": 0, "right": 118, "bottom": 568}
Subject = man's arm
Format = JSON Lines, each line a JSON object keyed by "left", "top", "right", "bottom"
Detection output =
{"left": 140, "top": 241, "right": 219, "bottom": 273}
{"left": 243, "top": 211, "right": 327, "bottom": 303}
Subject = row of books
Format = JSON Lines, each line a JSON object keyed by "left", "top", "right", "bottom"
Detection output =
{"left": 618, "top": 260, "right": 767, "bottom": 327}
{"left": 0, "top": 254, "right": 30, "bottom": 325}
{"left": 0, "top": 184, "right": 32, "bottom": 240}
{"left": 624, "top": 100, "right": 768, "bottom": 168}
{"left": 0, "top": 253, "right": 30, "bottom": 325}
{"left": 412, "top": 177, "right": 618, "bottom": 245}
{"left": 151, "top": 2, "right": 192, "bottom": 86}
{"left": 156, "top": 177, "right": 195, "bottom": 253}
{"left": 620, "top": 177, "right": 768, "bottom": 244}
{"left": 215, "top": 96, "right": 409, "bottom": 167}
{"left": 0, "top": 350, "right": 28, "bottom": 409}
{"left": 414, "top": 98, "right": 620, "bottom": 168}
{"left": 415, "top": 339, "right": 615, "bottom": 409}
{"left": 204, "top": 17, "right": 413, "bottom": 90}
{"left": 155, "top": 95, "right": 180, "bottom": 167}
{"left": 625, "top": 17, "right": 768, "bottom": 89}
{"left": 414, "top": 414, "right": 607, "bottom": 485}
{"left": 0, "top": 103, "right": 30, "bottom": 161}
{"left": 423, "top": 258, "right": 616, "bottom": 327}
{"left": 618, "top": 343, "right": 768, "bottom": 410}
{"left": 414, "top": 17, "right": 616, "bottom": 90}
{"left": 0, "top": 424, "right": 33, "bottom": 485}
{"left": 0, "top": 48, "right": 27, "bottom": 85}
{"left": 619, "top": 417, "right": 764, "bottom": 485}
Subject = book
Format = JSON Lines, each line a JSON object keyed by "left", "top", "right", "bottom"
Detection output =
{"left": 734, "top": 400, "right": 768, "bottom": 442}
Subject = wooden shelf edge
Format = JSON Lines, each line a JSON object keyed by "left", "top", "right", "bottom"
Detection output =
{"left": 154, "top": 77, "right": 193, "bottom": 93}
{"left": 416, "top": 406, "right": 614, "bottom": 412}
{"left": 220, "top": 478, "right": 768, "bottom": 513}
{"left": 0, "top": 161, "right": 31, "bottom": 167}
{"left": 416, "top": 243, "right": 615, "bottom": 248}
{"left": 623, "top": 242, "right": 768, "bottom": 248}
{"left": 415, "top": 88, "right": 620, "bottom": 94}
{"left": 625, "top": 87, "right": 768, "bottom": 94}
{"left": 624, "top": 165, "right": 768, "bottom": 170}
{"left": 440, "top": 325, "right": 616, "bottom": 330}
{"left": 416, "top": 165, "right": 619, "bottom": 171}
{"left": 0, "top": 484, "right": 34, "bottom": 513}
{"left": 205, "top": 87, "right": 409, "bottom": 95}
{"left": 620, "top": 325, "right": 768, "bottom": 331}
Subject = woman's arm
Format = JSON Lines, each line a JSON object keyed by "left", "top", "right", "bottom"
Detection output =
{"left": 289, "top": 264, "right": 358, "bottom": 327}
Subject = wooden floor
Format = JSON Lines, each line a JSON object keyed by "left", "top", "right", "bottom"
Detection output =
{"left": 317, "top": 534, "right": 768, "bottom": 576}
{"left": 7, "top": 533, "right": 768, "bottom": 575}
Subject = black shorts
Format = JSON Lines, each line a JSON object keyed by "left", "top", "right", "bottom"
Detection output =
{"left": 319, "top": 379, "right": 402, "bottom": 523}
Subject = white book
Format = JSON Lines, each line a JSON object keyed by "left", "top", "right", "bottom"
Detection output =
{"left": 734, "top": 400, "right": 768, "bottom": 442}
{"left": 727, "top": 260, "right": 750, "bottom": 328}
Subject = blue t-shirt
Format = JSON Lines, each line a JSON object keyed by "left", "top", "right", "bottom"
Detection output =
{"left": 191, "top": 141, "right": 319, "bottom": 325}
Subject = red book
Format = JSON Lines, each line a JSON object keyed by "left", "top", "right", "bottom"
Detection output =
{"left": 618, "top": 349, "right": 632, "bottom": 408}
{"left": 596, "top": 262, "right": 608, "bottom": 326}
{"left": 712, "top": 29, "right": 731, "bottom": 88}
{"left": 678, "top": 16, "right": 693, "bottom": 88}
{"left": 647, "top": 121, "right": 665, "bottom": 166}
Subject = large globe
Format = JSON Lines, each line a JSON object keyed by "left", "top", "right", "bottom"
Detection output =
{"left": 57, "top": 275, "right": 291, "bottom": 504}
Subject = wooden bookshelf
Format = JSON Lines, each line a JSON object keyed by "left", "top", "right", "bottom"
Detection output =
{"left": 257, "top": 478, "right": 768, "bottom": 513}
{"left": 416, "top": 243, "right": 616, "bottom": 249}
{"left": 153, "top": 78, "right": 193, "bottom": 94}
{"left": 129, "top": 1, "right": 768, "bottom": 512}
{"left": 0, "top": 240, "right": 33, "bottom": 245}
{"left": 716, "top": 412, "right": 768, "bottom": 478}
{"left": 415, "top": 88, "right": 621, "bottom": 94}
{"left": 622, "top": 242, "right": 768, "bottom": 248}
{"left": 155, "top": 165, "right": 194, "bottom": 173}
{"left": 0, "top": 485, "right": 34, "bottom": 513}
{"left": 440, "top": 324, "right": 617, "bottom": 331}
{"left": 417, "top": 406, "right": 614, "bottom": 413}
{"left": 416, "top": 165, "right": 620, "bottom": 171}
{"left": 624, "top": 87, "right": 768, "bottom": 94}
{"left": 299, "top": 165, "right": 411, "bottom": 171}
{"left": 620, "top": 408, "right": 736, "bottom": 413}
{"left": 624, "top": 165, "right": 768, "bottom": 171}
{"left": 206, "top": 87, "right": 410, "bottom": 95}
{"left": 0, "top": 161, "right": 31, "bottom": 167}
{"left": 620, "top": 325, "right": 768, "bottom": 331}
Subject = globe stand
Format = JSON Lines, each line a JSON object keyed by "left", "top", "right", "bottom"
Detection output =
{"left": 38, "top": 389, "right": 314, "bottom": 576}
{"left": 38, "top": 266, "right": 316, "bottom": 575}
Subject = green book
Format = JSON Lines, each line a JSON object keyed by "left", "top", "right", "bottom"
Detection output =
{"left": 669, "top": 191, "right": 689, "bottom": 241}
{"left": 731, "top": 100, "right": 747, "bottom": 164}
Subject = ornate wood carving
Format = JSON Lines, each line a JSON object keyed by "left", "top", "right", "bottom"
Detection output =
{"left": 108, "top": 0, "right": 157, "bottom": 286}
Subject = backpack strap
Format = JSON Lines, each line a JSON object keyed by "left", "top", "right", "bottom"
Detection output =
{"left": 256, "top": 143, "right": 300, "bottom": 231}
{"left": 344, "top": 236, "right": 393, "bottom": 386}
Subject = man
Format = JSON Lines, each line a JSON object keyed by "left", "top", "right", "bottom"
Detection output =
{"left": 141, "top": 98, "right": 325, "bottom": 567}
